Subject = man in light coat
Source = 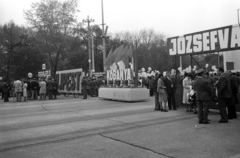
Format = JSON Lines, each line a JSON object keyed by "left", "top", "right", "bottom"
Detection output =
{"left": 14, "top": 78, "right": 22, "bottom": 102}
{"left": 39, "top": 79, "right": 46, "bottom": 100}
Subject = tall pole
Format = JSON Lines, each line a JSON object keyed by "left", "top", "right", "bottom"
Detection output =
{"left": 91, "top": 36, "right": 95, "bottom": 72}
{"left": 83, "top": 16, "right": 94, "bottom": 76}
{"left": 101, "top": 0, "right": 106, "bottom": 72}
{"left": 179, "top": 56, "right": 182, "bottom": 70}
{"left": 218, "top": 52, "right": 220, "bottom": 67}
{"left": 134, "top": 41, "right": 138, "bottom": 88}
{"left": 190, "top": 55, "right": 193, "bottom": 72}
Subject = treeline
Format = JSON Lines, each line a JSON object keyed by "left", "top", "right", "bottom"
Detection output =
{"left": 0, "top": 0, "right": 219, "bottom": 80}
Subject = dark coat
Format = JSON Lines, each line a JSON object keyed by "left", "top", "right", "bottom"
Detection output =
{"left": 53, "top": 81, "right": 58, "bottom": 91}
{"left": 216, "top": 72, "right": 232, "bottom": 99}
{"left": 163, "top": 77, "right": 172, "bottom": 95}
{"left": 152, "top": 77, "right": 159, "bottom": 93}
{"left": 31, "top": 80, "right": 39, "bottom": 90}
{"left": 170, "top": 76, "right": 177, "bottom": 91}
{"left": 193, "top": 76, "right": 212, "bottom": 101}
{"left": 229, "top": 76, "right": 239, "bottom": 105}
{"left": 2, "top": 82, "right": 10, "bottom": 93}
{"left": 47, "top": 80, "right": 54, "bottom": 91}
{"left": 81, "top": 78, "right": 87, "bottom": 87}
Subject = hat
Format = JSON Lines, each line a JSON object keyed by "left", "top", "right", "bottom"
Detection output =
{"left": 196, "top": 68, "right": 204, "bottom": 74}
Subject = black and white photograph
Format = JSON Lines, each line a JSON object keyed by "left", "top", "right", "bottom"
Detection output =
{"left": 0, "top": 0, "right": 240, "bottom": 157}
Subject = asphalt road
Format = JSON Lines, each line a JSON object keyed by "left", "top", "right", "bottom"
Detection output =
{"left": 0, "top": 95, "right": 240, "bottom": 158}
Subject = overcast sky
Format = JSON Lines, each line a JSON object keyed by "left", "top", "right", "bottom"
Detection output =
{"left": 0, "top": 0, "right": 240, "bottom": 37}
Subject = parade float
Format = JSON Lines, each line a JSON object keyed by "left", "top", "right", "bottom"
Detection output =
{"left": 98, "top": 44, "right": 149, "bottom": 101}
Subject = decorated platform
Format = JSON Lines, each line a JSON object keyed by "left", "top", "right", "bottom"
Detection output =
{"left": 99, "top": 44, "right": 150, "bottom": 102}
{"left": 99, "top": 87, "right": 149, "bottom": 102}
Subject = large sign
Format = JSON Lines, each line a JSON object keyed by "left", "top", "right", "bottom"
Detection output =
{"left": 167, "top": 24, "right": 240, "bottom": 56}
{"left": 107, "top": 68, "right": 132, "bottom": 81}
{"left": 56, "top": 69, "right": 83, "bottom": 93}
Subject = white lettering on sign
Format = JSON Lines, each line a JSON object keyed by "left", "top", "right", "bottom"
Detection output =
{"left": 231, "top": 26, "right": 240, "bottom": 48}
{"left": 210, "top": 31, "right": 217, "bottom": 50}
{"left": 107, "top": 68, "right": 133, "bottom": 81}
{"left": 169, "top": 39, "right": 177, "bottom": 55}
{"left": 177, "top": 37, "right": 185, "bottom": 54}
{"left": 193, "top": 34, "right": 202, "bottom": 52}
{"left": 185, "top": 36, "right": 192, "bottom": 54}
{"left": 203, "top": 32, "right": 210, "bottom": 51}
{"left": 167, "top": 25, "right": 240, "bottom": 55}
{"left": 218, "top": 28, "right": 229, "bottom": 49}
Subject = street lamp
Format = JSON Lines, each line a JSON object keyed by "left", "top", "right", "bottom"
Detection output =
{"left": 83, "top": 16, "right": 94, "bottom": 76}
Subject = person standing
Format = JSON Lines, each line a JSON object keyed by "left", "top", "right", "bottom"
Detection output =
{"left": 227, "top": 72, "right": 238, "bottom": 119}
{"left": 153, "top": 73, "right": 161, "bottom": 111}
{"left": 81, "top": 76, "right": 88, "bottom": 99}
{"left": 193, "top": 69, "right": 212, "bottom": 124}
{"left": 47, "top": 78, "right": 53, "bottom": 100}
{"left": 31, "top": 78, "right": 39, "bottom": 100}
{"left": 89, "top": 78, "right": 95, "bottom": 97}
{"left": 39, "top": 79, "right": 47, "bottom": 100}
{"left": 2, "top": 80, "right": 10, "bottom": 102}
{"left": 22, "top": 80, "right": 28, "bottom": 101}
{"left": 26, "top": 79, "right": 32, "bottom": 100}
{"left": 14, "top": 78, "right": 22, "bottom": 102}
{"left": 182, "top": 73, "right": 192, "bottom": 112}
{"left": 157, "top": 73, "right": 168, "bottom": 112}
{"left": 53, "top": 79, "right": 58, "bottom": 99}
{"left": 164, "top": 71, "right": 177, "bottom": 110}
{"left": 216, "top": 67, "right": 232, "bottom": 123}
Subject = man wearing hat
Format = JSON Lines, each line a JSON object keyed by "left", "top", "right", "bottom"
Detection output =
{"left": 193, "top": 69, "right": 212, "bottom": 124}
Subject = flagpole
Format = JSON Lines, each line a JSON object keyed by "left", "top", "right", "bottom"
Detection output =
{"left": 101, "top": 0, "right": 106, "bottom": 72}
{"left": 134, "top": 41, "right": 138, "bottom": 87}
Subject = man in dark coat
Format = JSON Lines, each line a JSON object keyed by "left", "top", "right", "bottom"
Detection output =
{"left": 31, "top": 78, "right": 39, "bottom": 100}
{"left": 216, "top": 67, "right": 232, "bottom": 123}
{"left": 47, "top": 78, "right": 54, "bottom": 100}
{"left": 193, "top": 69, "right": 212, "bottom": 124}
{"left": 89, "top": 78, "right": 95, "bottom": 97}
{"left": 26, "top": 79, "right": 32, "bottom": 100}
{"left": 81, "top": 76, "right": 88, "bottom": 99}
{"left": 53, "top": 79, "right": 58, "bottom": 99}
{"left": 227, "top": 72, "right": 238, "bottom": 119}
{"left": 2, "top": 80, "right": 10, "bottom": 102}
{"left": 163, "top": 71, "right": 176, "bottom": 110}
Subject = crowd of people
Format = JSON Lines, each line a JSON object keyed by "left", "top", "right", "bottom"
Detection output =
{"left": 1, "top": 68, "right": 239, "bottom": 125}
{"left": 151, "top": 67, "right": 240, "bottom": 124}
{"left": 0, "top": 77, "right": 58, "bottom": 102}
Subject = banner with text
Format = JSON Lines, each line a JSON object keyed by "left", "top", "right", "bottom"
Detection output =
{"left": 167, "top": 24, "right": 240, "bottom": 56}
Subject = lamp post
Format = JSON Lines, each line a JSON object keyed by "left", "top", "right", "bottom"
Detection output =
{"left": 83, "top": 16, "right": 94, "bottom": 76}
